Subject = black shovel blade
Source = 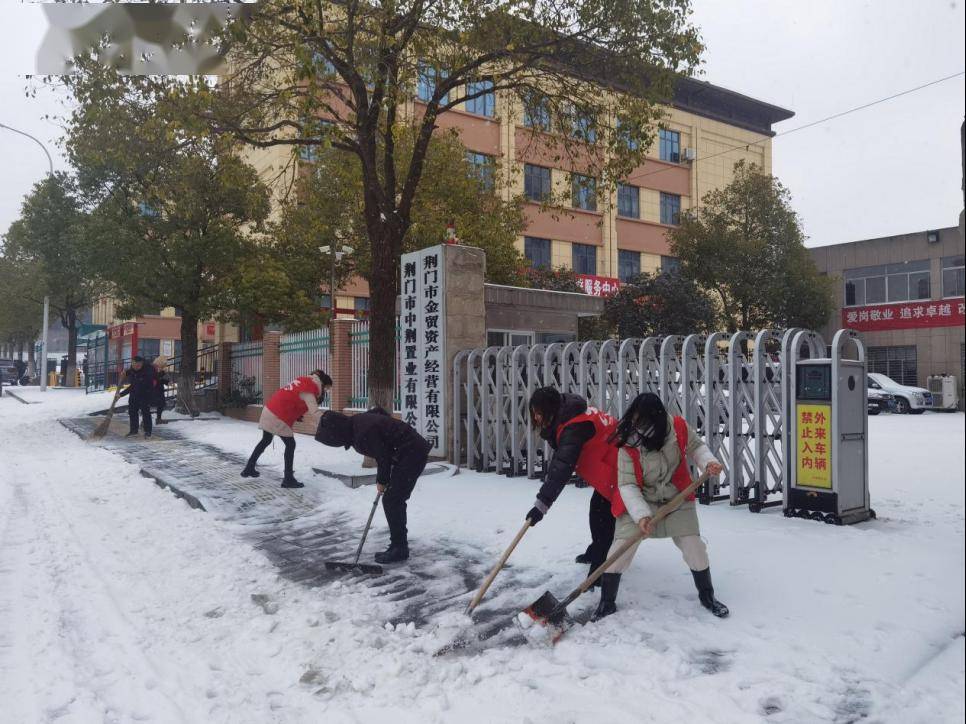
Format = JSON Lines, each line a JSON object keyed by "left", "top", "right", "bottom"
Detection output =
{"left": 324, "top": 560, "right": 384, "bottom": 575}
{"left": 523, "top": 591, "right": 572, "bottom": 627}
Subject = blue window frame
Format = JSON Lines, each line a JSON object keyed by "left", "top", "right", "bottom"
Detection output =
{"left": 417, "top": 62, "right": 448, "bottom": 104}
{"left": 572, "top": 243, "right": 597, "bottom": 275}
{"left": 572, "top": 108, "right": 596, "bottom": 143}
{"left": 659, "top": 128, "right": 680, "bottom": 163}
{"left": 524, "top": 164, "right": 552, "bottom": 202}
{"left": 661, "top": 255, "right": 681, "bottom": 273}
{"left": 466, "top": 151, "right": 495, "bottom": 190}
{"left": 617, "top": 183, "right": 639, "bottom": 218}
{"left": 523, "top": 93, "right": 550, "bottom": 130}
{"left": 618, "top": 250, "right": 640, "bottom": 282}
{"left": 660, "top": 192, "right": 681, "bottom": 225}
{"left": 571, "top": 174, "right": 597, "bottom": 211}
{"left": 525, "top": 236, "right": 552, "bottom": 269}
{"left": 465, "top": 79, "right": 495, "bottom": 117}
{"left": 311, "top": 51, "right": 336, "bottom": 75}
{"left": 616, "top": 119, "right": 640, "bottom": 151}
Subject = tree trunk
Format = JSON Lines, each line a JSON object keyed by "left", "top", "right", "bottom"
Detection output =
{"left": 27, "top": 341, "right": 36, "bottom": 378}
{"left": 367, "top": 225, "right": 400, "bottom": 412}
{"left": 65, "top": 307, "right": 78, "bottom": 387}
{"left": 177, "top": 312, "right": 201, "bottom": 417}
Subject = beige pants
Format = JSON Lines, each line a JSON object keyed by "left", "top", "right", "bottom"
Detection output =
{"left": 605, "top": 534, "right": 710, "bottom": 574}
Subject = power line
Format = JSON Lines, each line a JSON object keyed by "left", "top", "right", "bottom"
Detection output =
{"left": 625, "top": 70, "right": 965, "bottom": 184}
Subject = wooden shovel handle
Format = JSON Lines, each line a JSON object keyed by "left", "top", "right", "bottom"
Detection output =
{"left": 575, "top": 470, "right": 711, "bottom": 597}
{"left": 465, "top": 520, "right": 531, "bottom": 614}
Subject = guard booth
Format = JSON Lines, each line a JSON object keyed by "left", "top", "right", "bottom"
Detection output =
{"left": 785, "top": 329, "right": 873, "bottom": 524}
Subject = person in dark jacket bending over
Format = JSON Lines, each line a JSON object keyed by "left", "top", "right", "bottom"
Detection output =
{"left": 315, "top": 409, "right": 431, "bottom": 564}
{"left": 526, "top": 387, "right": 634, "bottom": 597}
{"left": 118, "top": 356, "right": 158, "bottom": 438}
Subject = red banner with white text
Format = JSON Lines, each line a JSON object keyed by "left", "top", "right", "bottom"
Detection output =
{"left": 842, "top": 298, "right": 965, "bottom": 332}
{"left": 576, "top": 274, "right": 621, "bottom": 297}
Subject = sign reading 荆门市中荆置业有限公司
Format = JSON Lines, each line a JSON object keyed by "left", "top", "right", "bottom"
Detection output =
{"left": 842, "top": 299, "right": 964, "bottom": 332}
{"left": 400, "top": 246, "right": 446, "bottom": 456}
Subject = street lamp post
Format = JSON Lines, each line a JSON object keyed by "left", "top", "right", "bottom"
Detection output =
{"left": 1, "top": 122, "right": 54, "bottom": 391}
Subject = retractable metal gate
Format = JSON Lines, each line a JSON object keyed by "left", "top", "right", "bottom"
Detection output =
{"left": 451, "top": 329, "right": 825, "bottom": 514}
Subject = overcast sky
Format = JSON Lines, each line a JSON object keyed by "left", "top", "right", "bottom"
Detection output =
{"left": 1, "top": 0, "right": 964, "bottom": 249}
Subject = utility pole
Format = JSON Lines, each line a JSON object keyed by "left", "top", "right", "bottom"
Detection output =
{"left": 40, "top": 296, "right": 49, "bottom": 391}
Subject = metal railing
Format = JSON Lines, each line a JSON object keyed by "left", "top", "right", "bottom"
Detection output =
{"left": 228, "top": 340, "right": 263, "bottom": 405}
{"left": 280, "top": 328, "right": 331, "bottom": 408}
{"left": 349, "top": 320, "right": 401, "bottom": 410}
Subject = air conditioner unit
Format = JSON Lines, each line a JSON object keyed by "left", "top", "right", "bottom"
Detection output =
{"left": 682, "top": 147, "right": 696, "bottom": 162}
{"left": 927, "top": 374, "right": 959, "bottom": 410}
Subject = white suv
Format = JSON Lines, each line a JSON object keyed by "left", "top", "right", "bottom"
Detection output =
{"left": 867, "top": 373, "right": 933, "bottom": 414}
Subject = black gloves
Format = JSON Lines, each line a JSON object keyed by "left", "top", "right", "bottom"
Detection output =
{"left": 526, "top": 507, "right": 544, "bottom": 526}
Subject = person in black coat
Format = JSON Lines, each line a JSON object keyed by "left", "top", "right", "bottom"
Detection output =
{"left": 526, "top": 388, "right": 616, "bottom": 584}
{"left": 118, "top": 356, "right": 157, "bottom": 438}
{"left": 316, "top": 408, "right": 431, "bottom": 564}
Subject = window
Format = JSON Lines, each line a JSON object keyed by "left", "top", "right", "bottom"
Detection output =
{"left": 942, "top": 255, "right": 965, "bottom": 298}
{"left": 571, "top": 174, "right": 597, "bottom": 211}
{"left": 572, "top": 243, "right": 597, "bottom": 275}
{"left": 844, "top": 261, "right": 931, "bottom": 306}
{"left": 524, "top": 236, "right": 551, "bottom": 269}
{"left": 523, "top": 92, "right": 550, "bottom": 131}
{"left": 618, "top": 250, "right": 640, "bottom": 282}
{"left": 524, "top": 164, "right": 552, "bottom": 202}
{"left": 868, "top": 346, "right": 918, "bottom": 387}
{"left": 319, "top": 294, "right": 332, "bottom": 310}
{"left": 138, "top": 338, "right": 160, "bottom": 361}
{"left": 661, "top": 255, "right": 681, "bottom": 273}
{"left": 466, "top": 151, "right": 495, "bottom": 190}
{"left": 659, "top": 128, "right": 680, "bottom": 163}
{"left": 660, "top": 192, "right": 681, "bottom": 225}
{"left": 353, "top": 297, "right": 370, "bottom": 318}
{"left": 487, "top": 330, "right": 533, "bottom": 347}
{"left": 417, "top": 62, "right": 448, "bottom": 103}
{"left": 536, "top": 331, "right": 576, "bottom": 344}
{"left": 571, "top": 108, "right": 596, "bottom": 143}
{"left": 298, "top": 119, "right": 331, "bottom": 162}
{"left": 311, "top": 51, "right": 336, "bottom": 75}
{"left": 465, "top": 79, "right": 495, "bottom": 117}
{"left": 616, "top": 118, "right": 640, "bottom": 151}
{"left": 617, "top": 183, "right": 640, "bottom": 218}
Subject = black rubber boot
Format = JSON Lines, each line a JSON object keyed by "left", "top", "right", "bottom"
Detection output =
{"left": 591, "top": 573, "right": 621, "bottom": 621}
{"left": 575, "top": 544, "right": 592, "bottom": 565}
{"left": 281, "top": 474, "right": 304, "bottom": 489}
{"left": 692, "top": 567, "right": 729, "bottom": 618}
{"left": 374, "top": 544, "right": 409, "bottom": 564}
{"left": 240, "top": 463, "right": 260, "bottom": 478}
{"left": 125, "top": 431, "right": 139, "bottom": 438}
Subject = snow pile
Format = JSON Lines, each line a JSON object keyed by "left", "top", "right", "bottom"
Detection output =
{"left": 1, "top": 390, "right": 964, "bottom": 723}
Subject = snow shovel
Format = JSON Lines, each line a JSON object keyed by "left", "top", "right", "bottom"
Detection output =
{"left": 464, "top": 519, "right": 532, "bottom": 615}
{"left": 324, "top": 489, "right": 385, "bottom": 575}
{"left": 524, "top": 469, "right": 712, "bottom": 641}
{"left": 89, "top": 385, "right": 126, "bottom": 440}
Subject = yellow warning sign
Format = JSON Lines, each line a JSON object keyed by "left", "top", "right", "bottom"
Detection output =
{"left": 796, "top": 403, "right": 832, "bottom": 489}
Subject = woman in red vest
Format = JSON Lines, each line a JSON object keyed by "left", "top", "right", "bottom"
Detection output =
{"left": 525, "top": 387, "right": 629, "bottom": 585}
{"left": 599, "top": 392, "right": 728, "bottom": 621}
{"left": 241, "top": 370, "right": 332, "bottom": 488}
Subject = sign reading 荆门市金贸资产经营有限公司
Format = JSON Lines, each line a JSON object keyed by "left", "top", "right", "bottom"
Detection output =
{"left": 400, "top": 246, "right": 446, "bottom": 456}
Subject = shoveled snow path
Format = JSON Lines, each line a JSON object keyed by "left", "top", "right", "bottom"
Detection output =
{"left": 1, "top": 389, "right": 964, "bottom": 722}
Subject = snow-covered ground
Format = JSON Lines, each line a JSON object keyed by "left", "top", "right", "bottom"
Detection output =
{"left": 1, "top": 388, "right": 963, "bottom": 723}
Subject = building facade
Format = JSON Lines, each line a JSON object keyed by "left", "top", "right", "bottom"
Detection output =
{"left": 809, "top": 226, "right": 965, "bottom": 396}
{"left": 248, "top": 77, "right": 792, "bottom": 317}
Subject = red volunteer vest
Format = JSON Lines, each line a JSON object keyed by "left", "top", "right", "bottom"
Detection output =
{"left": 619, "top": 416, "right": 694, "bottom": 515}
{"left": 266, "top": 376, "right": 320, "bottom": 428}
{"left": 556, "top": 408, "right": 640, "bottom": 517}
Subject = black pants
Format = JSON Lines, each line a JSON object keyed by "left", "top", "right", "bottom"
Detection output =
{"left": 382, "top": 441, "right": 430, "bottom": 547}
{"left": 128, "top": 399, "right": 153, "bottom": 435}
{"left": 248, "top": 430, "right": 296, "bottom": 475}
{"left": 586, "top": 490, "right": 616, "bottom": 572}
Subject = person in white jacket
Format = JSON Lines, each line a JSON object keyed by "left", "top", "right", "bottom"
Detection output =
{"left": 595, "top": 392, "right": 729, "bottom": 620}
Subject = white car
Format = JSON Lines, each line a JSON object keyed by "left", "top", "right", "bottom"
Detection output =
{"left": 867, "top": 373, "right": 932, "bottom": 414}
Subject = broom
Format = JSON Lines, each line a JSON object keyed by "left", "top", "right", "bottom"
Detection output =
{"left": 89, "top": 383, "right": 126, "bottom": 440}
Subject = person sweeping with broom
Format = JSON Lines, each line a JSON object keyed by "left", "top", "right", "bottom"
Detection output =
{"left": 315, "top": 408, "right": 431, "bottom": 564}
{"left": 597, "top": 392, "right": 729, "bottom": 621}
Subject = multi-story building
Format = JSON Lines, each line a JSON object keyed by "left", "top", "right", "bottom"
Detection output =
{"left": 247, "top": 77, "right": 793, "bottom": 311}
{"left": 810, "top": 226, "right": 965, "bottom": 397}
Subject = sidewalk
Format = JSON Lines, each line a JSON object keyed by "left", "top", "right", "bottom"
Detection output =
{"left": 60, "top": 415, "right": 534, "bottom": 632}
